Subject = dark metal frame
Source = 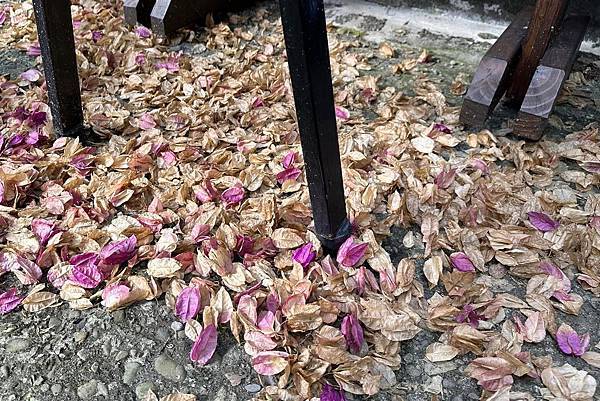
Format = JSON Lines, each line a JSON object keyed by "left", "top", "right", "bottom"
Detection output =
{"left": 32, "top": 0, "right": 86, "bottom": 138}
{"left": 31, "top": 0, "right": 351, "bottom": 252}
{"left": 279, "top": 0, "right": 351, "bottom": 252}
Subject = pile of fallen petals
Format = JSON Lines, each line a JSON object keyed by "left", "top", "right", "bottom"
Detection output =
{"left": 0, "top": 1, "right": 599, "bottom": 400}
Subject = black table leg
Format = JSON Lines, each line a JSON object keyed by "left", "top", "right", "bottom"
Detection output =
{"left": 279, "top": 0, "right": 351, "bottom": 253}
{"left": 32, "top": 0, "right": 85, "bottom": 138}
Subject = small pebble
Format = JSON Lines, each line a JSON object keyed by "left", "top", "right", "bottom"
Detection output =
{"left": 154, "top": 354, "right": 186, "bottom": 382}
{"left": 77, "top": 380, "right": 98, "bottom": 399}
{"left": 74, "top": 331, "right": 87, "bottom": 343}
{"left": 39, "top": 383, "right": 50, "bottom": 392}
{"left": 97, "top": 381, "right": 108, "bottom": 397}
{"left": 171, "top": 321, "right": 184, "bottom": 332}
{"left": 156, "top": 327, "right": 170, "bottom": 341}
{"left": 0, "top": 366, "right": 9, "bottom": 378}
{"left": 123, "top": 362, "right": 142, "bottom": 386}
{"left": 6, "top": 338, "right": 31, "bottom": 353}
{"left": 135, "top": 382, "right": 156, "bottom": 400}
{"left": 102, "top": 341, "right": 112, "bottom": 356}
{"left": 112, "top": 310, "right": 125, "bottom": 322}
{"left": 225, "top": 373, "right": 242, "bottom": 386}
{"left": 244, "top": 384, "right": 262, "bottom": 393}
{"left": 50, "top": 384, "right": 62, "bottom": 395}
{"left": 115, "top": 350, "right": 129, "bottom": 361}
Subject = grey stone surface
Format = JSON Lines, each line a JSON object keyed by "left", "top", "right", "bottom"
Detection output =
{"left": 154, "top": 354, "right": 187, "bottom": 382}
{"left": 5, "top": 338, "right": 31, "bottom": 353}
{"left": 76, "top": 380, "right": 98, "bottom": 399}
{"left": 123, "top": 362, "right": 142, "bottom": 386}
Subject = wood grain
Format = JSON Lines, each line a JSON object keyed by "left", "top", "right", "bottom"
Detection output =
{"left": 506, "top": 0, "right": 570, "bottom": 104}
{"left": 460, "top": 8, "right": 532, "bottom": 128}
{"left": 124, "top": 0, "right": 156, "bottom": 27}
{"left": 515, "top": 15, "right": 590, "bottom": 140}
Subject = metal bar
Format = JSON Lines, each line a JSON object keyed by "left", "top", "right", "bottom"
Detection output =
{"left": 32, "top": 0, "right": 85, "bottom": 138}
{"left": 279, "top": 0, "right": 351, "bottom": 252}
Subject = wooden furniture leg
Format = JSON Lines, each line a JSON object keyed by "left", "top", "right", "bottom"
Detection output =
{"left": 459, "top": 8, "right": 532, "bottom": 128}
{"left": 150, "top": 0, "right": 225, "bottom": 36}
{"left": 515, "top": 15, "right": 590, "bottom": 140}
{"left": 279, "top": 0, "right": 351, "bottom": 252}
{"left": 505, "top": 0, "right": 570, "bottom": 104}
{"left": 32, "top": 0, "right": 86, "bottom": 138}
{"left": 124, "top": 0, "right": 156, "bottom": 27}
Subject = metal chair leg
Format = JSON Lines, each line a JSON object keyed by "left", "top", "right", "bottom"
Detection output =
{"left": 279, "top": 0, "right": 351, "bottom": 253}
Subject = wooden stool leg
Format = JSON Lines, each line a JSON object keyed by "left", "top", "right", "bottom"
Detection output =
{"left": 506, "top": 0, "right": 570, "bottom": 105}
{"left": 124, "top": 0, "right": 156, "bottom": 27}
{"left": 279, "top": 0, "right": 351, "bottom": 252}
{"left": 515, "top": 15, "right": 590, "bottom": 140}
{"left": 460, "top": 8, "right": 532, "bottom": 128}
{"left": 32, "top": 0, "right": 85, "bottom": 138}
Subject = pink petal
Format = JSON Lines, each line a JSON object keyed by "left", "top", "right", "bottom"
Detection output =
{"left": 69, "top": 263, "right": 102, "bottom": 289}
{"left": 11, "top": 254, "right": 43, "bottom": 285}
{"left": 244, "top": 331, "right": 277, "bottom": 352}
{"left": 20, "top": 68, "right": 41, "bottom": 82}
{"left": 471, "top": 159, "right": 490, "bottom": 175}
{"left": 237, "top": 295, "right": 257, "bottom": 324}
{"left": 320, "top": 384, "right": 347, "bottom": 401}
{"left": 341, "top": 314, "right": 364, "bottom": 354}
{"left": 189, "top": 324, "right": 218, "bottom": 365}
{"left": 0, "top": 288, "right": 24, "bottom": 314}
{"left": 450, "top": 252, "right": 476, "bottom": 272}
{"left": 292, "top": 243, "right": 316, "bottom": 268}
{"left": 276, "top": 167, "right": 302, "bottom": 184}
{"left": 92, "top": 31, "right": 103, "bottom": 43}
{"left": 336, "top": 237, "right": 368, "bottom": 268}
{"left": 138, "top": 113, "right": 156, "bottom": 130}
{"left": 434, "top": 168, "right": 456, "bottom": 189}
{"left": 251, "top": 97, "right": 264, "bottom": 109}
{"left": 527, "top": 212, "right": 559, "bottom": 232}
{"left": 160, "top": 150, "right": 177, "bottom": 167}
{"left": 257, "top": 311, "right": 276, "bottom": 331}
{"left": 100, "top": 236, "right": 137, "bottom": 265}
{"left": 27, "top": 45, "right": 41, "bottom": 56}
{"left": 101, "top": 284, "right": 130, "bottom": 309}
{"left": 195, "top": 179, "right": 219, "bottom": 203}
{"left": 135, "top": 52, "right": 146, "bottom": 65}
{"left": 432, "top": 123, "right": 452, "bottom": 134}
{"left": 581, "top": 161, "right": 600, "bottom": 173}
{"left": 176, "top": 287, "right": 201, "bottom": 321}
{"left": 335, "top": 106, "right": 349, "bottom": 120}
{"left": 251, "top": 351, "right": 289, "bottom": 375}
{"left": 135, "top": 26, "right": 152, "bottom": 38}
{"left": 31, "top": 218, "right": 58, "bottom": 246}
{"left": 191, "top": 223, "right": 211, "bottom": 243}
{"left": 282, "top": 151, "right": 297, "bottom": 169}
{"left": 221, "top": 186, "right": 245, "bottom": 207}
{"left": 556, "top": 324, "right": 590, "bottom": 357}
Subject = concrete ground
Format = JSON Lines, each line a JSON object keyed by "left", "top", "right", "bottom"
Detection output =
{"left": 1, "top": 1, "right": 599, "bottom": 401}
